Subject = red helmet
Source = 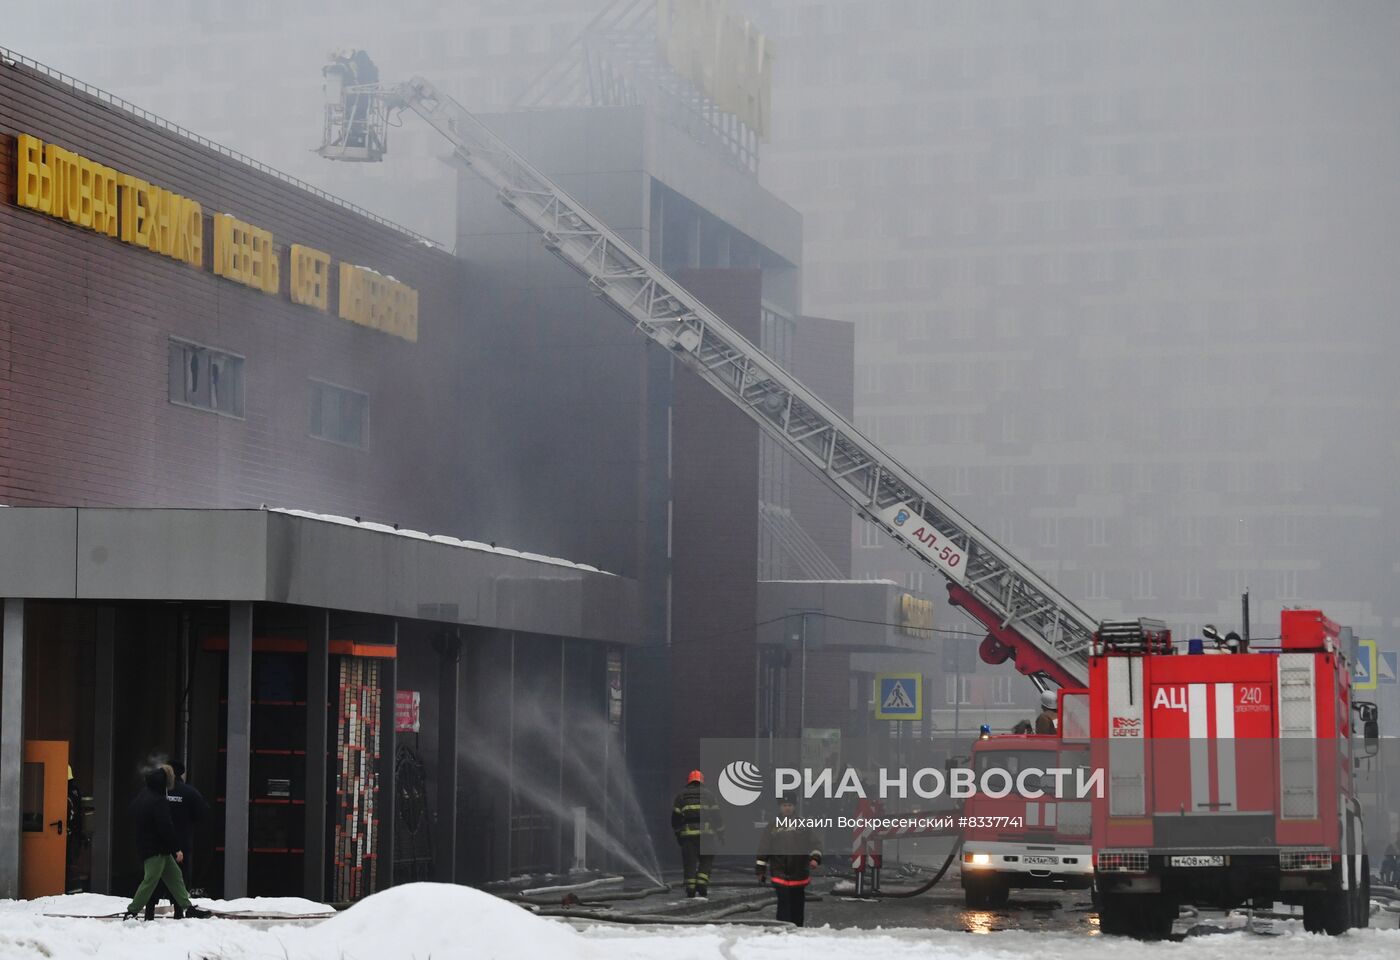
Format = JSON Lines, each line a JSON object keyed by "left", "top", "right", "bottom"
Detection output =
{"left": 688, "top": 769, "right": 704, "bottom": 784}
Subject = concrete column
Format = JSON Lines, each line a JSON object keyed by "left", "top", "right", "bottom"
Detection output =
{"left": 435, "top": 629, "right": 460, "bottom": 883}
{"left": 377, "top": 623, "right": 397, "bottom": 891}
{"left": 0, "top": 599, "right": 26, "bottom": 899}
{"left": 303, "top": 610, "right": 329, "bottom": 901}
{"left": 224, "top": 602, "right": 253, "bottom": 897}
{"left": 556, "top": 639, "right": 566, "bottom": 872}
{"left": 90, "top": 607, "right": 116, "bottom": 894}
{"left": 506, "top": 635, "right": 516, "bottom": 877}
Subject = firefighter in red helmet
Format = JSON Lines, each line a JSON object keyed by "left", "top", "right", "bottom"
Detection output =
{"left": 672, "top": 769, "right": 724, "bottom": 898}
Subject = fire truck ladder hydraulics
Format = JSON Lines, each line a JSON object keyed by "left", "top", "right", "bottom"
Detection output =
{"left": 322, "top": 75, "right": 1095, "bottom": 687}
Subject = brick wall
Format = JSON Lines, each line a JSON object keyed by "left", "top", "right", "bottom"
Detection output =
{"left": 0, "top": 60, "right": 468, "bottom": 532}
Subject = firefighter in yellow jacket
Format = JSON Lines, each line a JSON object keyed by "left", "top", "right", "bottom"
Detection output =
{"left": 756, "top": 795, "right": 822, "bottom": 926}
{"left": 671, "top": 770, "right": 724, "bottom": 898}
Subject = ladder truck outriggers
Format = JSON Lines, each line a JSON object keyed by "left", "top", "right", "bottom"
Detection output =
{"left": 1089, "top": 611, "right": 1379, "bottom": 937}
{"left": 316, "top": 55, "right": 1378, "bottom": 937}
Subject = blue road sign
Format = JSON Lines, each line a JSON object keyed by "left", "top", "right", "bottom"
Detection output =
{"left": 875, "top": 673, "right": 922, "bottom": 720}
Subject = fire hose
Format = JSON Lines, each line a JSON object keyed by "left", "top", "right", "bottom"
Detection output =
{"left": 867, "top": 839, "right": 962, "bottom": 898}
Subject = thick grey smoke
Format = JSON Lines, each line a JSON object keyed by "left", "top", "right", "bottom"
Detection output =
{"left": 8, "top": 1, "right": 1398, "bottom": 712}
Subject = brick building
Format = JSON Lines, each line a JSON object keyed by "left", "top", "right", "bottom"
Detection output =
{"left": 0, "top": 52, "right": 642, "bottom": 901}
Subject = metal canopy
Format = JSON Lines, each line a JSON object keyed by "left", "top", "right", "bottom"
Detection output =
{"left": 0, "top": 507, "right": 640, "bottom": 646}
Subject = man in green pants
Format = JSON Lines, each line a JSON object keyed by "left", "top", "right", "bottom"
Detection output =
{"left": 125, "top": 765, "right": 211, "bottom": 920}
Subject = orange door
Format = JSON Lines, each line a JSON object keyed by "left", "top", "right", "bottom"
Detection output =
{"left": 21, "top": 740, "right": 69, "bottom": 899}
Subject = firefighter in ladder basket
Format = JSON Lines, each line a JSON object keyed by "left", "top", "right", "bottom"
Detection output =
{"left": 1035, "top": 690, "right": 1059, "bottom": 734}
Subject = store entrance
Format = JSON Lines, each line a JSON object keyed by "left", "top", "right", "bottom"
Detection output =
{"left": 21, "top": 739, "right": 69, "bottom": 899}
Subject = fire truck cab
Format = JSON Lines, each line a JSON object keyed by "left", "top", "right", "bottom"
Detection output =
{"left": 1089, "top": 611, "right": 1377, "bottom": 938}
{"left": 960, "top": 711, "right": 1094, "bottom": 908}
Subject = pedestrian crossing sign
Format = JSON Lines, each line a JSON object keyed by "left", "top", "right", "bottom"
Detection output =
{"left": 1380, "top": 650, "right": 1398, "bottom": 686}
{"left": 875, "top": 673, "right": 922, "bottom": 720}
{"left": 1356, "top": 639, "right": 1377, "bottom": 690}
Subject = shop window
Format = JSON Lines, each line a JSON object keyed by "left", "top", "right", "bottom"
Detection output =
{"left": 310, "top": 381, "right": 369, "bottom": 449}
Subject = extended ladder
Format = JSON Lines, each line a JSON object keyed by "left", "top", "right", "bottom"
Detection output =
{"left": 325, "top": 75, "right": 1096, "bottom": 686}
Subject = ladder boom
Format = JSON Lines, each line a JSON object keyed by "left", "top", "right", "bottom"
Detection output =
{"left": 366, "top": 76, "right": 1095, "bottom": 685}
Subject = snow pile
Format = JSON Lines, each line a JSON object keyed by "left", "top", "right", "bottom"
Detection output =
{"left": 295, "top": 882, "right": 586, "bottom": 957}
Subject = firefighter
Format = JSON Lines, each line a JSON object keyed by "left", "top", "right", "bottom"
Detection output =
{"left": 1035, "top": 690, "right": 1058, "bottom": 734}
{"left": 671, "top": 770, "right": 723, "bottom": 898}
{"left": 756, "top": 795, "right": 822, "bottom": 926}
{"left": 1383, "top": 837, "right": 1399, "bottom": 887}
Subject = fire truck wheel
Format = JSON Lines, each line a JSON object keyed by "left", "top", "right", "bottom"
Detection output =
{"left": 1097, "top": 894, "right": 1174, "bottom": 939}
{"left": 1141, "top": 896, "right": 1177, "bottom": 939}
{"left": 1303, "top": 888, "right": 1351, "bottom": 935}
{"left": 1148, "top": 901, "right": 1181, "bottom": 934}
{"left": 1095, "top": 893, "right": 1135, "bottom": 936}
{"left": 985, "top": 881, "right": 1010, "bottom": 908}
{"left": 963, "top": 878, "right": 1008, "bottom": 910}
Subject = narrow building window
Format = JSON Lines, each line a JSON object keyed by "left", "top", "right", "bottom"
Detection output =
{"left": 310, "top": 380, "right": 369, "bottom": 449}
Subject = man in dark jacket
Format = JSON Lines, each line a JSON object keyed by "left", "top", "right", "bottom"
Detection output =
{"left": 146, "top": 759, "right": 210, "bottom": 918}
{"left": 671, "top": 770, "right": 724, "bottom": 898}
{"left": 756, "top": 795, "right": 822, "bottom": 926}
{"left": 125, "top": 765, "right": 210, "bottom": 920}
{"left": 166, "top": 760, "right": 208, "bottom": 886}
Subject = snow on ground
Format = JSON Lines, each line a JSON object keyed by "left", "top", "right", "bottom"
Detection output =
{"left": 0, "top": 883, "right": 1397, "bottom": 960}
{"left": 194, "top": 895, "right": 336, "bottom": 916}
{"left": 4, "top": 891, "right": 334, "bottom": 917}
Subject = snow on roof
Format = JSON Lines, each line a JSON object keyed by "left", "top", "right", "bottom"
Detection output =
{"left": 269, "top": 508, "right": 611, "bottom": 576}
{"left": 761, "top": 579, "right": 901, "bottom": 586}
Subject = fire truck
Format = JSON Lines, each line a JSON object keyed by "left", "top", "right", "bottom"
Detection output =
{"left": 959, "top": 726, "right": 1093, "bottom": 908}
{"left": 1089, "top": 611, "right": 1379, "bottom": 937}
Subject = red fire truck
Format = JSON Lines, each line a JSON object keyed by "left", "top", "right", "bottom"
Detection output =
{"left": 1088, "top": 611, "right": 1379, "bottom": 938}
{"left": 960, "top": 728, "right": 1094, "bottom": 908}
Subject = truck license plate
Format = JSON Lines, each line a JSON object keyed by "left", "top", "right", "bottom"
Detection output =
{"left": 1170, "top": 856, "right": 1224, "bottom": 867}
{"left": 1023, "top": 855, "right": 1059, "bottom": 865}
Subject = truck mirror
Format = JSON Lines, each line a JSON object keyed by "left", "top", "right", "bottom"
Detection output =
{"left": 1364, "top": 719, "right": 1379, "bottom": 757}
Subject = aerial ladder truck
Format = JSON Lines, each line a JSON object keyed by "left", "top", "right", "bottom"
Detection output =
{"left": 316, "top": 54, "right": 1097, "bottom": 693}
{"left": 316, "top": 58, "right": 1377, "bottom": 936}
